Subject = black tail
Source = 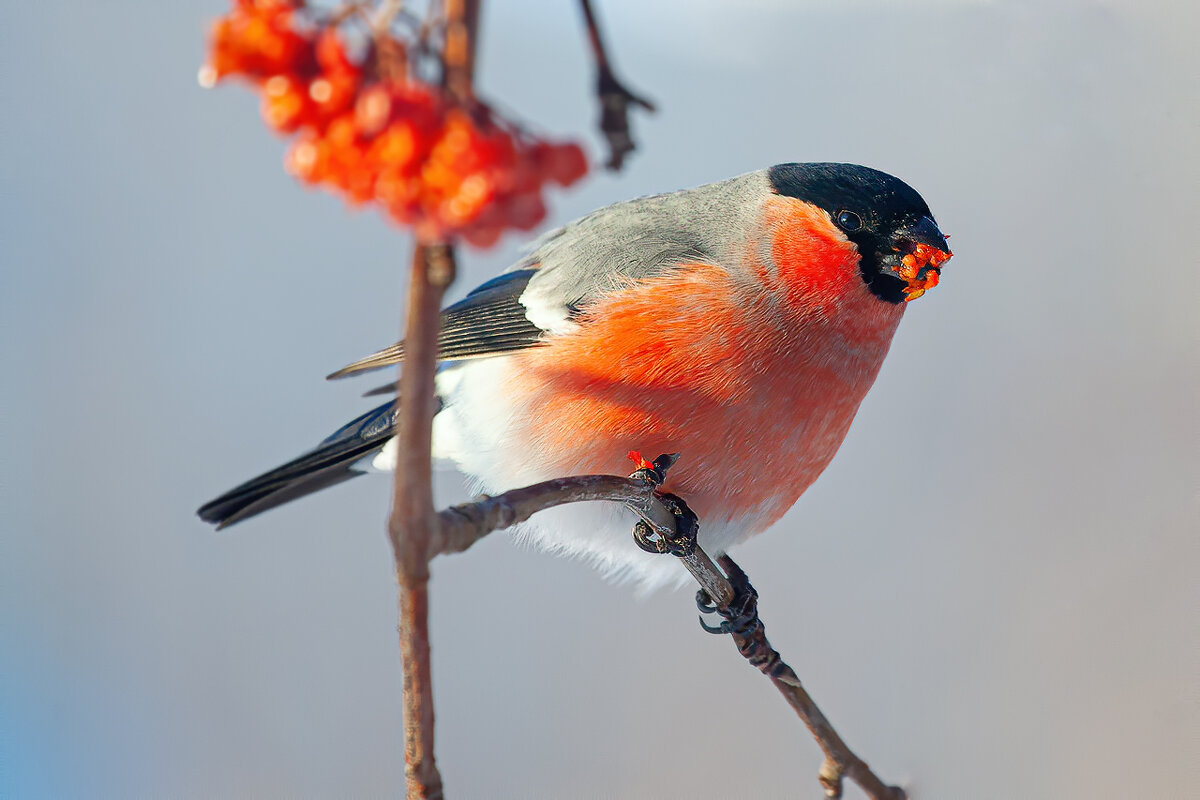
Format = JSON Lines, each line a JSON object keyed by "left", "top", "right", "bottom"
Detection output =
{"left": 197, "top": 400, "right": 398, "bottom": 529}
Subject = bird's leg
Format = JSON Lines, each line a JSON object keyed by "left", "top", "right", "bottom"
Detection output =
{"left": 626, "top": 452, "right": 759, "bottom": 636}
{"left": 696, "top": 555, "right": 762, "bottom": 636}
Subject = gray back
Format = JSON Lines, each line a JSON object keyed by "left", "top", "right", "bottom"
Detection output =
{"left": 519, "top": 170, "right": 772, "bottom": 314}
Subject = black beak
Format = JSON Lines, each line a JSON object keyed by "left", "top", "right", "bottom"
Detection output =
{"left": 870, "top": 216, "right": 953, "bottom": 303}
{"left": 893, "top": 216, "right": 950, "bottom": 256}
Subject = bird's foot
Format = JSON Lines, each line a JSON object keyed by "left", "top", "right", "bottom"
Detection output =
{"left": 696, "top": 555, "right": 761, "bottom": 636}
{"left": 628, "top": 452, "right": 696, "bottom": 556}
{"left": 632, "top": 491, "right": 698, "bottom": 557}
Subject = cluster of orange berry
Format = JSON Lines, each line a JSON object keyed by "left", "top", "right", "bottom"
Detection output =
{"left": 200, "top": 0, "right": 588, "bottom": 246}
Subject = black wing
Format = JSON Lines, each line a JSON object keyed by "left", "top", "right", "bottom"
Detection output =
{"left": 197, "top": 400, "right": 398, "bottom": 529}
{"left": 326, "top": 269, "right": 544, "bottom": 380}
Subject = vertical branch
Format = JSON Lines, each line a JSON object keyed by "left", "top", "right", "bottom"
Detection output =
{"left": 389, "top": 243, "right": 455, "bottom": 800}
{"left": 443, "top": 0, "right": 480, "bottom": 104}
{"left": 388, "top": 3, "right": 476, "bottom": 798}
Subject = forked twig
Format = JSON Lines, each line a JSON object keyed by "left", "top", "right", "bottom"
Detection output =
{"left": 577, "top": 0, "right": 655, "bottom": 170}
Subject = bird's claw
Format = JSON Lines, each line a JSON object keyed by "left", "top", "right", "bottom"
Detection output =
{"left": 631, "top": 491, "right": 698, "bottom": 557}
{"left": 696, "top": 556, "right": 762, "bottom": 636}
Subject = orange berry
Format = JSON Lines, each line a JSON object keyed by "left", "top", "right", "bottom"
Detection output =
{"left": 315, "top": 30, "right": 357, "bottom": 75}
{"left": 369, "top": 121, "right": 421, "bottom": 170}
{"left": 309, "top": 73, "right": 358, "bottom": 126}
{"left": 260, "top": 74, "right": 311, "bottom": 132}
{"left": 344, "top": 164, "right": 377, "bottom": 205}
{"left": 354, "top": 84, "right": 393, "bottom": 137}
{"left": 377, "top": 166, "right": 422, "bottom": 218}
{"left": 203, "top": 2, "right": 314, "bottom": 83}
{"left": 285, "top": 136, "right": 326, "bottom": 183}
{"left": 505, "top": 192, "right": 546, "bottom": 231}
{"left": 463, "top": 223, "right": 502, "bottom": 248}
{"left": 546, "top": 143, "right": 588, "bottom": 186}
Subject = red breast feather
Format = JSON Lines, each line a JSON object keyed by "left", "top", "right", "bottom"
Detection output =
{"left": 502, "top": 195, "right": 904, "bottom": 540}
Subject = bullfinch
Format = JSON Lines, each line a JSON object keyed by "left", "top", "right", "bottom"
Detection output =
{"left": 198, "top": 162, "right": 952, "bottom": 589}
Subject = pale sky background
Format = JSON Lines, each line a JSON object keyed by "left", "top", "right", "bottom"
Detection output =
{"left": 2, "top": 0, "right": 1198, "bottom": 798}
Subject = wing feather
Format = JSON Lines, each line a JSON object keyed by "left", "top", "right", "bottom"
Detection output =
{"left": 326, "top": 268, "right": 543, "bottom": 380}
{"left": 196, "top": 401, "right": 398, "bottom": 528}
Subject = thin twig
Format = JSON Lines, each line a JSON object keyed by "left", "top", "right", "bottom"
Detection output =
{"left": 371, "top": 0, "right": 410, "bottom": 81}
{"left": 325, "top": 1, "right": 368, "bottom": 27}
{"left": 577, "top": 0, "right": 655, "bottom": 170}
{"left": 371, "top": 0, "right": 405, "bottom": 33}
{"left": 706, "top": 555, "right": 907, "bottom": 800}
{"left": 433, "top": 474, "right": 676, "bottom": 557}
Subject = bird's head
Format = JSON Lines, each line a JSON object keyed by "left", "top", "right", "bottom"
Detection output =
{"left": 767, "top": 163, "right": 953, "bottom": 303}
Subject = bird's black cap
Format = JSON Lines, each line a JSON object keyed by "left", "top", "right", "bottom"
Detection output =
{"left": 767, "top": 162, "right": 934, "bottom": 227}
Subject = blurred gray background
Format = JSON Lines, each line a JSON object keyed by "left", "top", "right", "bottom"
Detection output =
{"left": 3, "top": 0, "right": 1197, "bottom": 797}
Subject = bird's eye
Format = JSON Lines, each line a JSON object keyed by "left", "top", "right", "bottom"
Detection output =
{"left": 836, "top": 210, "right": 863, "bottom": 232}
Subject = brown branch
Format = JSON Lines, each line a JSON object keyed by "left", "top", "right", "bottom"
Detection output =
{"left": 433, "top": 474, "right": 676, "bottom": 557}
{"left": 422, "top": 457, "right": 907, "bottom": 800}
{"left": 442, "top": 0, "right": 480, "bottom": 105}
{"left": 388, "top": 243, "right": 456, "bottom": 800}
{"left": 371, "top": 0, "right": 404, "bottom": 32}
{"left": 701, "top": 555, "right": 907, "bottom": 800}
{"left": 371, "top": 0, "right": 409, "bottom": 81}
{"left": 387, "top": 0, "right": 478, "bottom": 796}
{"left": 577, "top": 0, "right": 655, "bottom": 170}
